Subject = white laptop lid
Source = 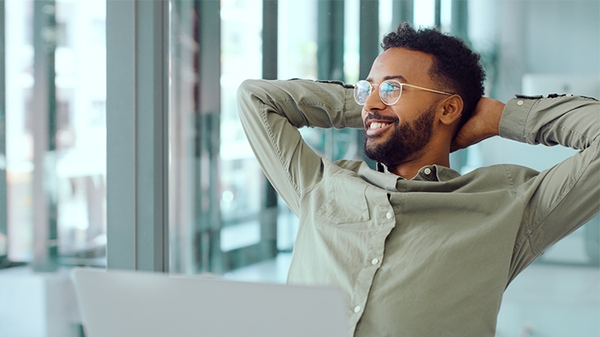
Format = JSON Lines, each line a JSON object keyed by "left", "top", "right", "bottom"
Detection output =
{"left": 71, "top": 268, "right": 349, "bottom": 337}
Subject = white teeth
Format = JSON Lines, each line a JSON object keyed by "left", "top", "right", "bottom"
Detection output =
{"left": 370, "top": 122, "right": 390, "bottom": 130}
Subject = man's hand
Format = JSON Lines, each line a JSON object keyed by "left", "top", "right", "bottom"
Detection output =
{"left": 451, "top": 97, "right": 505, "bottom": 152}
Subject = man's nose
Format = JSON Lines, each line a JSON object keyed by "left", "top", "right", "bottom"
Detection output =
{"left": 363, "top": 86, "right": 386, "bottom": 110}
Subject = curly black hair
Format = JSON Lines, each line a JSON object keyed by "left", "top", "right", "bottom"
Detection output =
{"left": 381, "top": 23, "right": 485, "bottom": 128}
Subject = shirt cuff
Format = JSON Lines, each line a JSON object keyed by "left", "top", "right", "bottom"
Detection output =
{"left": 344, "top": 86, "right": 364, "bottom": 129}
{"left": 498, "top": 96, "right": 538, "bottom": 144}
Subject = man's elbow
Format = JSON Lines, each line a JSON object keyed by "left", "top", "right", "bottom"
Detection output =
{"left": 236, "top": 79, "right": 262, "bottom": 116}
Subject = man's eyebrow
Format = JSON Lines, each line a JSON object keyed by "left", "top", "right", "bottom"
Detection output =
{"left": 383, "top": 75, "right": 408, "bottom": 82}
{"left": 365, "top": 75, "right": 408, "bottom": 83}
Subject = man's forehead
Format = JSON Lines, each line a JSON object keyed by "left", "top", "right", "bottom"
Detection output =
{"left": 368, "top": 48, "right": 434, "bottom": 83}
{"left": 365, "top": 75, "right": 408, "bottom": 83}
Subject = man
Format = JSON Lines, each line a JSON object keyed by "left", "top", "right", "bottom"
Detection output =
{"left": 237, "top": 23, "right": 599, "bottom": 336}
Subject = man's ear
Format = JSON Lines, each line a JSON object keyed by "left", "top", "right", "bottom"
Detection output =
{"left": 439, "top": 94, "right": 463, "bottom": 125}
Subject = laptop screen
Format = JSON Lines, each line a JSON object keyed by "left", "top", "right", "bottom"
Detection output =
{"left": 71, "top": 268, "right": 349, "bottom": 337}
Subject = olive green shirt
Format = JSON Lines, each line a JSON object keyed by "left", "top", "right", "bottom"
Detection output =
{"left": 237, "top": 79, "right": 600, "bottom": 337}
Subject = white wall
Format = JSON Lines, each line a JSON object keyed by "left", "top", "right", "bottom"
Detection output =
{"left": 478, "top": 0, "right": 600, "bottom": 102}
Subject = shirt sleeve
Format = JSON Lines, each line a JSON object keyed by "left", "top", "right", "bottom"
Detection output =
{"left": 499, "top": 95, "right": 600, "bottom": 257}
{"left": 236, "top": 79, "right": 362, "bottom": 215}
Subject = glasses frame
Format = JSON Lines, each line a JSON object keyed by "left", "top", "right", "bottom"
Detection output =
{"left": 354, "top": 79, "right": 453, "bottom": 106}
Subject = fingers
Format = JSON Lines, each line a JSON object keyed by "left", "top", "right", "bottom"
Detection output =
{"left": 451, "top": 128, "right": 484, "bottom": 152}
{"left": 450, "top": 98, "right": 505, "bottom": 152}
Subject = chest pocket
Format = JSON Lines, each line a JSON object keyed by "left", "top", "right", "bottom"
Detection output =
{"left": 315, "top": 170, "right": 370, "bottom": 224}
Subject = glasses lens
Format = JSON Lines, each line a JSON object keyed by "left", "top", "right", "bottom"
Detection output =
{"left": 379, "top": 80, "right": 402, "bottom": 105}
{"left": 354, "top": 81, "right": 371, "bottom": 105}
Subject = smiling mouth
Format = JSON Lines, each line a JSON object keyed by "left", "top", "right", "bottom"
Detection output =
{"left": 365, "top": 120, "right": 396, "bottom": 138}
{"left": 364, "top": 114, "right": 398, "bottom": 136}
{"left": 369, "top": 121, "right": 392, "bottom": 130}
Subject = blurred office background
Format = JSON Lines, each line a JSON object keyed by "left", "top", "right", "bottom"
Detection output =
{"left": 0, "top": 0, "right": 598, "bottom": 336}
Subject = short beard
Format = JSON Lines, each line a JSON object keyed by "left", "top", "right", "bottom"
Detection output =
{"left": 364, "top": 106, "right": 436, "bottom": 170}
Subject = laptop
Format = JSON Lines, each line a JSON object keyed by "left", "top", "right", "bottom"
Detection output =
{"left": 71, "top": 268, "right": 349, "bottom": 337}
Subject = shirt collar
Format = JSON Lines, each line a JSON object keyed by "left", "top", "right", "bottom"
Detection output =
{"left": 379, "top": 163, "right": 461, "bottom": 182}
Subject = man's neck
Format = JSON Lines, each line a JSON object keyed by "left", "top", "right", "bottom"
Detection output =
{"left": 389, "top": 152, "right": 450, "bottom": 179}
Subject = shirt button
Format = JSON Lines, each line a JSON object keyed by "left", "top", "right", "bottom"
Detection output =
{"left": 423, "top": 167, "right": 432, "bottom": 175}
{"left": 386, "top": 212, "right": 392, "bottom": 219}
{"left": 517, "top": 100, "right": 524, "bottom": 106}
{"left": 371, "top": 258, "right": 379, "bottom": 265}
{"left": 354, "top": 305, "right": 361, "bottom": 313}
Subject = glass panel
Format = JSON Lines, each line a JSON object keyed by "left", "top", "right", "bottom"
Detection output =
{"left": 220, "top": 0, "right": 263, "bottom": 252}
{"left": 379, "top": 0, "right": 393, "bottom": 40}
{"left": 0, "top": 0, "right": 5, "bottom": 263}
{"left": 5, "top": 0, "right": 34, "bottom": 262}
{"left": 413, "top": 0, "right": 435, "bottom": 27}
{"left": 54, "top": 0, "right": 107, "bottom": 265}
{"left": 440, "top": 0, "right": 451, "bottom": 32}
{"left": 169, "top": 0, "right": 273, "bottom": 275}
{"left": 5, "top": 0, "right": 106, "bottom": 265}
{"left": 278, "top": 0, "right": 318, "bottom": 80}
{"left": 344, "top": 0, "right": 360, "bottom": 84}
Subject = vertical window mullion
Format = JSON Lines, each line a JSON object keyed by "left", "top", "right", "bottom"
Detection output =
{"left": 261, "top": 0, "right": 279, "bottom": 262}
{"left": 393, "top": 0, "right": 414, "bottom": 25}
{"left": 0, "top": 0, "right": 7, "bottom": 263}
{"left": 196, "top": 0, "right": 222, "bottom": 273}
{"left": 106, "top": 0, "right": 169, "bottom": 272}
{"left": 32, "top": 0, "right": 58, "bottom": 272}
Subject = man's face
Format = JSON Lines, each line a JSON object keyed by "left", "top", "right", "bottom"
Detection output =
{"left": 364, "top": 106, "right": 435, "bottom": 169}
{"left": 361, "top": 47, "right": 443, "bottom": 168}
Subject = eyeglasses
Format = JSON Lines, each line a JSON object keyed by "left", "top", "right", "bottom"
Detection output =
{"left": 354, "top": 79, "right": 453, "bottom": 106}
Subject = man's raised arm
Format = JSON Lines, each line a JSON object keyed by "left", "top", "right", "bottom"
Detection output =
{"left": 236, "top": 79, "right": 362, "bottom": 214}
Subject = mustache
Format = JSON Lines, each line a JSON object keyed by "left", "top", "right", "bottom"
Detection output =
{"left": 364, "top": 113, "right": 399, "bottom": 123}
